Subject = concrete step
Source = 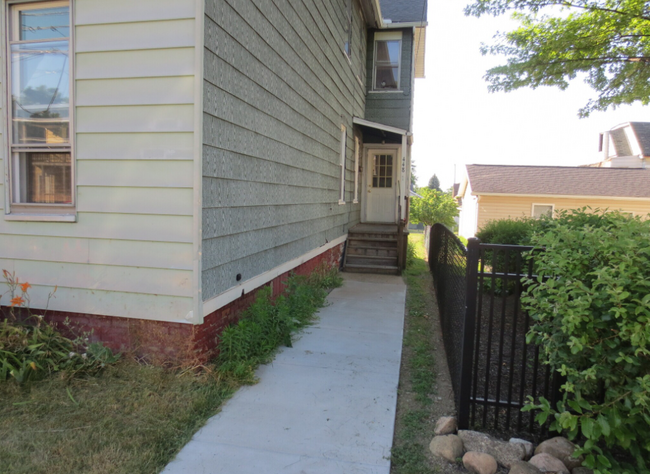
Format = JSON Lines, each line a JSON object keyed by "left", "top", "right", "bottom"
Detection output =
{"left": 343, "top": 264, "right": 400, "bottom": 275}
{"left": 346, "top": 255, "right": 398, "bottom": 267}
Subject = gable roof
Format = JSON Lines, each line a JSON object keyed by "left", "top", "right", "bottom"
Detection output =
{"left": 379, "top": 0, "right": 427, "bottom": 24}
{"left": 609, "top": 122, "right": 650, "bottom": 157}
{"left": 465, "top": 164, "right": 650, "bottom": 199}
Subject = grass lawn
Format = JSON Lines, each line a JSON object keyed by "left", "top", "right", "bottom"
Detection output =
{"left": 0, "top": 362, "right": 237, "bottom": 474}
{"left": 391, "top": 233, "right": 462, "bottom": 474}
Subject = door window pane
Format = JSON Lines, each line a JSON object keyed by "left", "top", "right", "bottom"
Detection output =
{"left": 18, "top": 152, "right": 72, "bottom": 204}
{"left": 18, "top": 6, "right": 70, "bottom": 41}
{"left": 372, "top": 154, "right": 394, "bottom": 188}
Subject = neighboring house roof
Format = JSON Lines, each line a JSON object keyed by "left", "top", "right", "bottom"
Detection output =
{"left": 379, "top": 0, "right": 427, "bottom": 24}
{"left": 464, "top": 164, "right": 650, "bottom": 199}
{"left": 609, "top": 122, "right": 650, "bottom": 157}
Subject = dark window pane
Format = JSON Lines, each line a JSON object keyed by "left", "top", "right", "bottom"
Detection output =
{"left": 375, "top": 67, "right": 399, "bottom": 89}
{"left": 386, "top": 155, "right": 393, "bottom": 166}
{"left": 379, "top": 177, "right": 385, "bottom": 187}
{"left": 386, "top": 178, "right": 392, "bottom": 188}
{"left": 380, "top": 155, "right": 386, "bottom": 165}
{"left": 19, "top": 7, "right": 69, "bottom": 41}
{"left": 373, "top": 177, "right": 378, "bottom": 187}
{"left": 19, "top": 152, "right": 72, "bottom": 204}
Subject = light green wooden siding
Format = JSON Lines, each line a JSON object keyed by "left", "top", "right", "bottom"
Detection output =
{"left": 202, "top": 0, "right": 364, "bottom": 300}
{"left": 0, "top": 0, "right": 198, "bottom": 322}
{"left": 365, "top": 28, "right": 413, "bottom": 131}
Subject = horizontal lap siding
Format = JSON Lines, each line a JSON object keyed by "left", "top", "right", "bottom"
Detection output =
{"left": 365, "top": 28, "right": 413, "bottom": 131}
{"left": 477, "top": 195, "right": 650, "bottom": 231}
{"left": 0, "top": 0, "right": 199, "bottom": 322}
{"left": 202, "top": 0, "right": 364, "bottom": 300}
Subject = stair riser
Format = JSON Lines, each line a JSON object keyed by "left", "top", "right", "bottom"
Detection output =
{"left": 348, "top": 240, "right": 397, "bottom": 249}
{"left": 348, "top": 247, "right": 398, "bottom": 258}
{"left": 346, "top": 256, "right": 398, "bottom": 267}
{"left": 343, "top": 266, "right": 400, "bottom": 275}
{"left": 348, "top": 233, "right": 398, "bottom": 241}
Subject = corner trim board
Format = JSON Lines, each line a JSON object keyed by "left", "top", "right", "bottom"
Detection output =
{"left": 201, "top": 234, "right": 348, "bottom": 318}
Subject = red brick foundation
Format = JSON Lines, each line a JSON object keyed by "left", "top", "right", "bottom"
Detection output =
{"left": 3, "top": 243, "right": 343, "bottom": 365}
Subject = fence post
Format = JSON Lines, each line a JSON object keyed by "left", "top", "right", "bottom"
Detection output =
{"left": 458, "top": 237, "right": 480, "bottom": 429}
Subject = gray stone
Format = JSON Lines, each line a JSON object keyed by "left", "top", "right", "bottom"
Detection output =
{"left": 434, "top": 416, "right": 458, "bottom": 435}
{"left": 572, "top": 468, "right": 593, "bottom": 474}
{"left": 509, "top": 461, "right": 543, "bottom": 474}
{"left": 535, "top": 437, "right": 584, "bottom": 470}
{"left": 510, "top": 438, "right": 534, "bottom": 459}
{"left": 463, "top": 451, "right": 498, "bottom": 474}
{"left": 458, "top": 430, "right": 526, "bottom": 468}
{"left": 429, "top": 435, "right": 464, "bottom": 462}
{"left": 529, "top": 453, "right": 570, "bottom": 474}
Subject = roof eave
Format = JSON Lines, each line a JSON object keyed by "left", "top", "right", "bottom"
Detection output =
{"left": 360, "top": 0, "right": 383, "bottom": 27}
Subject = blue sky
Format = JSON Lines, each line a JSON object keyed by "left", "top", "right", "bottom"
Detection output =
{"left": 411, "top": 2, "right": 650, "bottom": 190}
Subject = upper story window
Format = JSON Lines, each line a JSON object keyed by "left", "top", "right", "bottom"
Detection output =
{"left": 343, "top": 0, "right": 352, "bottom": 58}
{"left": 373, "top": 31, "right": 401, "bottom": 91}
{"left": 5, "top": 1, "right": 73, "bottom": 217}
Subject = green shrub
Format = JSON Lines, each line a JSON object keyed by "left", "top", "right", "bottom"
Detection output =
{"left": 457, "top": 235, "right": 468, "bottom": 247}
{"left": 0, "top": 271, "right": 120, "bottom": 383}
{"left": 406, "top": 241, "right": 417, "bottom": 268}
{"left": 476, "top": 217, "right": 538, "bottom": 245}
{"left": 216, "top": 268, "right": 339, "bottom": 382}
{"left": 521, "top": 209, "right": 650, "bottom": 474}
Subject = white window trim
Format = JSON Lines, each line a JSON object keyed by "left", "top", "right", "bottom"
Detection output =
{"left": 3, "top": 0, "right": 76, "bottom": 221}
{"left": 353, "top": 136, "right": 359, "bottom": 203}
{"left": 531, "top": 203, "right": 554, "bottom": 219}
{"left": 372, "top": 30, "right": 402, "bottom": 92}
{"left": 338, "top": 124, "right": 346, "bottom": 205}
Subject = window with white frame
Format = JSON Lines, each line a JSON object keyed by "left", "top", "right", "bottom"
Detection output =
{"left": 6, "top": 1, "right": 73, "bottom": 213}
{"left": 339, "top": 125, "right": 346, "bottom": 204}
{"left": 373, "top": 31, "right": 401, "bottom": 91}
{"left": 532, "top": 204, "right": 553, "bottom": 219}
{"left": 343, "top": 0, "right": 352, "bottom": 58}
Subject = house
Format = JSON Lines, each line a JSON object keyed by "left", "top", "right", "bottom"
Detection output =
{"left": 0, "top": 0, "right": 427, "bottom": 359}
{"left": 457, "top": 165, "right": 650, "bottom": 238}
{"left": 593, "top": 122, "right": 650, "bottom": 168}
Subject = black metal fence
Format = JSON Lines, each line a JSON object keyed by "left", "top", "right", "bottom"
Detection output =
{"left": 429, "top": 224, "right": 562, "bottom": 440}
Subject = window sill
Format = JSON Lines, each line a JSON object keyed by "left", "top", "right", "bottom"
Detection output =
{"left": 338, "top": 200, "right": 346, "bottom": 206}
{"left": 5, "top": 213, "right": 77, "bottom": 223}
{"left": 369, "top": 90, "right": 403, "bottom": 94}
{"left": 353, "top": 199, "right": 359, "bottom": 204}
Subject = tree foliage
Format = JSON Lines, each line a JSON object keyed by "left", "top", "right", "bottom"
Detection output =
{"left": 465, "top": 0, "right": 650, "bottom": 116}
{"left": 409, "top": 188, "right": 458, "bottom": 228}
{"left": 428, "top": 174, "right": 441, "bottom": 191}
{"left": 521, "top": 209, "right": 650, "bottom": 474}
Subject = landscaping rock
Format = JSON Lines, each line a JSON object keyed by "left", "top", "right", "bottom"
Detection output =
{"left": 571, "top": 468, "right": 593, "bottom": 474}
{"left": 463, "top": 451, "right": 498, "bottom": 474}
{"left": 510, "top": 438, "right": 534, "bottom": 459}
{"left": 535, "top": 437, "right": 584, "bottom": 470}
{"left": 529, "top": 453, "right": 570, "bottom": 474}
{"left": 429, "top": 434, "right": 464, "bottom": 462}
{"left": 458, "top": 430, "right": 526, "bottom": 468}
{"left": 434, "top": 416, "right": 458, "bottom": 435}
{"left": 509, "top": 460, "right": 543, "bottom": 474}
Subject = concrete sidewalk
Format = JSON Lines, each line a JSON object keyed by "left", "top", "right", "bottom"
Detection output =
{"left": 163, "top": 273, "right": 406, "bottom": 474}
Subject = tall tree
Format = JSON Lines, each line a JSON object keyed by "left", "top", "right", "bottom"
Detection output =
{"left": 409, "top": 188, "right": 459, "bottom": 228}
{"left": 465, "top": 0, "right": 650, "bottom": 117}
{"left": 428, "top": 174, "right": 441, "bottom": 191}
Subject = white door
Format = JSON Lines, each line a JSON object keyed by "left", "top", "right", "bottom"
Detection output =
{"left": 365, "top": 149, "right": 397, "bottom": 223}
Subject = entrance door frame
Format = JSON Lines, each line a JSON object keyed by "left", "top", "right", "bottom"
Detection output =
{"left": 361, "top": 144, "right": 401, "bottom": 224}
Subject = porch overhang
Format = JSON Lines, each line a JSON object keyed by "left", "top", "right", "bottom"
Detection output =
{"left": 353, "top": 117, "right": 410, "bottom": 144}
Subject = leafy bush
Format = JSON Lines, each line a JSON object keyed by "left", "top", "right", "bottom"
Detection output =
{"left": 521, "top": 209, "right": 650, "bottom": 474}
{"left": 217, "top": 268, "right": 339, "bottom": 382}
{"left": 406, "top": 241, "right": 417, "bottom": 268}
{"left": 1, "top": 271, "right": 120, "bottom": 383}
{"left": 476, "top": 217, "right": 538, "bottom": 245}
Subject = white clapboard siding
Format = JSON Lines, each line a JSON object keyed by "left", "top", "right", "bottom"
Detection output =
{"left": 76, "top": 133, "right": 194, "bottom": 160}
{"left": 77, "top": 160, "right": 194, "bottom": 187}
{"left": 76, "top": 48, "right": 195, "bottom": 80}
{"left": 0, "top": 286, "right": 193, "bottom": 322}
{"left": 77, "top": 187, "right": 193, "bottom": 215}
{"left": 0, "top": 3, "right": 199, "bottom": 323}
{"left": 0, "top": 259, "right": 192, "bottom": 298}
{"left": 0, "top": 234, "right": 192, "bottom": 270}
{"left": 0, "top": 213, "right": 193, "bottom": 242}
{"left": 77, "top": 77, "right": 195, "bottom": 106}
{"left": 76, "top": 0, "right": 195, "bottom": 25}
{"left": 76, "top": 105, "right": 194, "bottom": 133}
{"left": 76, "top": 19, "right": 195, "bottom": 53}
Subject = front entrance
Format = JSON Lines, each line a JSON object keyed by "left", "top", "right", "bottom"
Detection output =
{"left": 364, "top": 148, "right": 398, "bottom": 223}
